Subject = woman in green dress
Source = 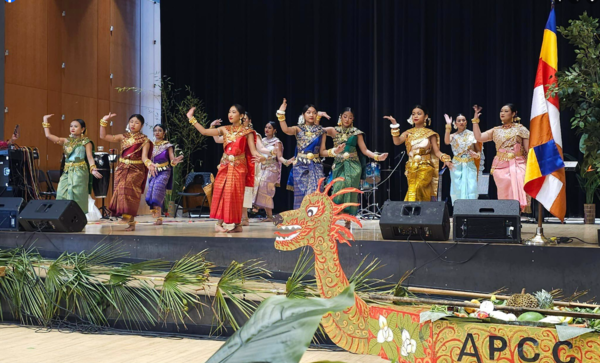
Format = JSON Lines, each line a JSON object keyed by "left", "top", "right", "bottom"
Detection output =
{"left": 321, "top": 108, "right": 388, "bottom": 228}
{"left": 43, "top": 115, "right": 103, "bottom": 213}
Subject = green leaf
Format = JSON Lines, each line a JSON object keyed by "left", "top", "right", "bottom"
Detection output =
{"left": 206, "top": 285, "right": 355, "bottom": 363}
{"left": 368, "top": 338, "right": 382, "bottom": 355}
{"left": 382, "top": 341, "right": 399, "bottom": 361}
{"left": 369, "top": 315, "right": 381, "bottom": 336}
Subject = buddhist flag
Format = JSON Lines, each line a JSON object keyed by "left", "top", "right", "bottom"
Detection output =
{"left": 524, "top": 7, "right": 566, "bottom": 221}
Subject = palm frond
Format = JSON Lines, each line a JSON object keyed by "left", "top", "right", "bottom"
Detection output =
{"left": 212, "top": 259, "right": 271, "bottom": 334}
{"left": 285, "top": 247, "right": 317, "bottom": 299}
{"left": 158, "top": 250, "right": 213, "bottom": 328}
{"left": 348, "top": 255, "right": 394, "bottom": 303}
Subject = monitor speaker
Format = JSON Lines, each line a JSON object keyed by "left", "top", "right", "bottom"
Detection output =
{"left": 453, "top": 199, "right": 520, "bottom": 243}
{"left": 19, "top": 200, "right": 87, "bottom": 232}
{"left": 379, "top": 201, "right": 450, "bottom": 241}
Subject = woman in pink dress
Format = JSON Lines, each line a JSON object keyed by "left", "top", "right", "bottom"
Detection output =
{"left": 473, "top": 104, "right": 530, "bottom": 211}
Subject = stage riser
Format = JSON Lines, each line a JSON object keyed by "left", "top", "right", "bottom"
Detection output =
{"left": 1, "top": 232, "right": 598, "bottom": 298}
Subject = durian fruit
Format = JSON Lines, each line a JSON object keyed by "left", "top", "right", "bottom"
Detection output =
{"left": 534, "top": 289, "right": 554, "bottom": 309}
{"left": 506, "top": 289, "right": 539, "bottom": 308}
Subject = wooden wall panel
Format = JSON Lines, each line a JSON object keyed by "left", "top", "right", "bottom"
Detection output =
{"left": 97, "top": 0, "right": 111, "bottom": 101}
{"left": 5, "top": 0, "right": 47, "bottom": 89}
{"left": 5, "top": 84, "right": 48, "bottom": 170}
{"left": 96, "top": 99, "right": 111, "bottom": 152}
{"left": 108, "top": 101, "right": 140, "bottom": 137}
{"left": 46, "top": 91, "right": 63, "bottom": 171}
{"left": 47, "top": 0, "right": 63, "bottom": 92}
{"left": 110, "top": 0, "right": 141, "bottom": 106}
{"left": 61, "top": 0, "right": 98, "bottom": 98}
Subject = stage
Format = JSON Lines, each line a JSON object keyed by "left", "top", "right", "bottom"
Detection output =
{"left": 0, "top": 216, "right": 598, "bottom": 299}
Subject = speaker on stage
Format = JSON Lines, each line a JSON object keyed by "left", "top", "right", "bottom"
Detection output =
{"left": 19, "top": 200, "right": 87, "bottom": 232}
{"left": 0, "top": 197, "right": 24, "bottom": 231}
{"left": 379, "top": 201, "right": 450, "bottom": 241}
{"left": 453, "top": 199, "right": 520, "bottom": 243}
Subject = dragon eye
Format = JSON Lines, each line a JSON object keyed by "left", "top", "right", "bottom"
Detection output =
{"left": 306, "top": 206, "right": 318, "bottom": 217}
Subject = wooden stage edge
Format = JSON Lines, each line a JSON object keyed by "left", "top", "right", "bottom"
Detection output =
{"left": 1, "top": 217, "right": 599, "bottom": 298}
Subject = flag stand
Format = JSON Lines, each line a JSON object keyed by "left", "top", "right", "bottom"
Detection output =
{"left": 523, "top": 203, "right": 556, "bottom": 246}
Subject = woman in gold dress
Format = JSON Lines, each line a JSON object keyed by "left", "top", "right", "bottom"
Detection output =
{"left": 385, "top": 105, "right": 453, "bottom": 202}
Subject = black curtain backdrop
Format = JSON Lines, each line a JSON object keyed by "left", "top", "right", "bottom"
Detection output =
{"left": 161, "top": 0, "right": 599, "bottom": 218}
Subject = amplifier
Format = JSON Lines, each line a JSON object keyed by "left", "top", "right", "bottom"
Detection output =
{"left": 379, "top": 201, "right": 450, "bottom": 241}
{"left": 453, "top": 199, "right": 521, "bottom": 243}
{"left": 0, "top": 197, "right": 24, "bottom": 231}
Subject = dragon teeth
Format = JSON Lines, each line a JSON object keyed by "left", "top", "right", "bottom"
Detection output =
{"left": 275, "top": 232, "right": 300, "bottom": 241}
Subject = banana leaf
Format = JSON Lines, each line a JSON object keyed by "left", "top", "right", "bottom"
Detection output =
{"left": 206, "top": 284, "right": 356, "bottom": 363}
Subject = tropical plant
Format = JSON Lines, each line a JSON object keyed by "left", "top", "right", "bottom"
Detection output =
{"left": 548, "top": 13, "right": 600, "bottom": 197}
{"left": 206, "top": 284, "right": 355, "bottom": 363}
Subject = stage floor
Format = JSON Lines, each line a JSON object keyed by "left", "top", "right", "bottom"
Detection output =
{"left": 82, "top": 216, "right": 600, "bottom": 247}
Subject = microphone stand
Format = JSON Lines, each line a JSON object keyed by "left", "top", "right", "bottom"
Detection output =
{"left": 378, "top": 151, "right": 405, "bottom": 202}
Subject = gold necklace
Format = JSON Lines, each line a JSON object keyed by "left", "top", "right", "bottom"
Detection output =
{"left": 226, "top": 124, "right": 244, "bottom": 143}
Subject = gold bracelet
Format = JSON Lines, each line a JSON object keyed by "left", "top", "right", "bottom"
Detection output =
{"left": 440, "top": 154, "right": 452, "bottom": 163}
{"left": 100, "top": 119, "right": 108, "bottom": 127}
{"left": 189, "top": 117, "right": 198, "bottom": 126}
{"left": 144, "top": 160, "right": 153, "bottom": 167}
{"left": 327, "top": 149, "right": 336, "bottom": 157}
{"left": 276, "top": 114, "right": 286, "bottom": 122}
{"left": 316, "top": 115, "right": 322, "bottom": 122}
{"left": 170, "top": 160, "right": 177, "bottom": 167}
{"left": 42, "top": 122, "right": 51, "bottom": 128}
{"left": 391, "top": 129, "right": 401, "bottom": 137}
{"left": 374, "top": 154, "right": 380, "bottom": 162}
{"left": 471, "top": 118, "right": 480, "bottom": 124}
{"left": 89, "top": 164, "right": 97, "bottom": 172}
{"left": 445, "top": 124, "right": 452, "bottom": 131}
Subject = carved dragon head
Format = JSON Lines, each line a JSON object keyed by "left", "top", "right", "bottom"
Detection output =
{"left": 273, "top": 178, "right": 362, "bottom": 251}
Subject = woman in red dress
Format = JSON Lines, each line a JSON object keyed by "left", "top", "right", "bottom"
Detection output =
{"left": 100, "top": 112, "right": 153, "bottom": 231}
{"left": 187, "top": 104, "right": 261, "bottom": 233}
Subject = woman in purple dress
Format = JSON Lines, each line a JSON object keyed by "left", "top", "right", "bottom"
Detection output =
{"left": 145, "top": 124, "right": 183, "bottom": 225}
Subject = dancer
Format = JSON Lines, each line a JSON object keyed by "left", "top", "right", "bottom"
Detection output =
{"left": 322, "top": 108, "right": 388, "bottom": 226}
{"left": 145, "top": 124, "right": 184, "bottom": 225}
{"left": 277, "top": 98, "right": 342, "bottom": 209}
{"left": 385, "top": 105, "right": 453, "bottom": 202}
{"left": 42, "top": 115, "right": 102, "bottom": 213}
{"left": 473, "top": 104, "right": 530, "bottom": 211}
{"left": 187, "top": 104, "right": 261, "bottom": 233}
{"left": 254, "top": 121, "right": 293, "bottom": 222}
{"left": 100, "top": 113, "right": 152, "bottom": 231}
{"left": 444, "top": 112, "right": 480, "bottom": 204}
{"left": 209, "top": 114, "right": 284, "bottom": 225}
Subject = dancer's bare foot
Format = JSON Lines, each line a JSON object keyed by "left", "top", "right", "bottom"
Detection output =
{"left": 241, "top": 218, "right": 250, "bottom": 226}
{"left": 261, "top": 217, "right": 273, "bottom": 223}
{"left": 215, "top": 224, "right": 228, "bottom": 233}
{"left": 227, "top": 225, "right": 243, "bottom": 233}
{"left": 125, "top": 222, "right": 136, "bottom": 232}
{"left": 153, "top": 218, "right": 163, "bottom": 226}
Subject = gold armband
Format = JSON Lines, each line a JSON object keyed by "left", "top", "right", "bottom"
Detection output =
{"left": 276, "top": 113, "right": 286, "bottom": 122}
{"left": 42, "top": 122, "right": 51, "bottom": 128}
{"left": 391, "top": 129, "right": 401, "bottom": 137}
{"left": 445, "top": 124, "right": 452, "bottom": 131}
{"left": 316, "top": 115, "right": 322, "bottom": 122}
{"left": 89, "top": 164, "right": 97, "bottom": 172}
{"left": 440, "top": 154, "right": 452, "bottom": 163}
{"left": 471, "top": 118, "right": 480, "bottom": 124}
{"left": 144, "top": 160, "right": 153, "bottom": 168}
{"left": 189, "top": 117, "right": 198, "bottom": 126}
{"left": 100, "top": 119, "right": 108, "bottom": 127}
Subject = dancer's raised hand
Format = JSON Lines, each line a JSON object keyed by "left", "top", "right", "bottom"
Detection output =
{"left": 102, "top": 112, "right": 116, "bottom": 121}
{"left": 279, "top": 98, "right": 287, "bottom": 112}
{"left": 444, "top": 114, "right": 453, "bottom": 125}
{"left": 383, "top": 115, "right": 397, "bottom": 125}
{"left": 473, "top": 105, "right": 482, "bottom": 119}
{"left": 43, "top": 114, "right": 54, "bottom": 123}
{"left": 186, "top": 107, "right": 196, "bottom": 120}
{"left": 210, "top": 119, "right": 222, "bottom": 128}
{"left": 318, "top": 111, "right": 331, "bottom": 120}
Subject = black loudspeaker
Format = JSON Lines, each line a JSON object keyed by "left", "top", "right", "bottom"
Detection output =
{"left": 19, "top": 200, "right": 87, "bottom": 232}
{"left": 453, "top": 199, "right": 521, "bottom": 243}
{"left": 0, "top": 197, "right": 24, "bottom": 231}
{"left": 379, "top": 201, "right": 450, "bottom": 241}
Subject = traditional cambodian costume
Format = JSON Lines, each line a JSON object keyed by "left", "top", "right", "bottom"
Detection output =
{"left": 211, "top": 126, "right": 256, "bottom": 224}
{"left": 330, "top": 127, "right": 366, "bottom": 215}
{"left": 490, "top": 123, "right": 530, "bottom": 210}
{"left": 287, "top": 124, "right": 325, "bottom": 209}
{"left": 449, "top": 129, "right": 478, "bottom": 204}
{"left": 56, "top": 136, "right": 92, "bottom": 213}
{"left": 404, "top": 128, "right": 441, "bottom": 202}
{"left": 253, "top": 136, "right": 282, "bottom": 210}
{"left": 109, "top": 132, "right": 151, "bottom": 217}
{"left": 145, "top": 140, "right": 173, "bottom": 211}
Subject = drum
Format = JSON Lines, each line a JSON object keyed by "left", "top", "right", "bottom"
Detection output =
{"left": 365, "top": 162, "right": 381, "bottom": 184}
{"left": 93, "top": 152, "right": 110, "bottom": 198}
{"left": 360, "top": 179, "right": 373, "bottom": 190}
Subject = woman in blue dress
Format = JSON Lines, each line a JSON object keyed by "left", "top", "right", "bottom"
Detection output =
{"left": 276, "top": 98, "right": 344, "bottom": 209}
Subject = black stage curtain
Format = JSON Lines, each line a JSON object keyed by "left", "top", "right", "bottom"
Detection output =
{"left": 161, "top": 0, "right": 599, "bottom": 218}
